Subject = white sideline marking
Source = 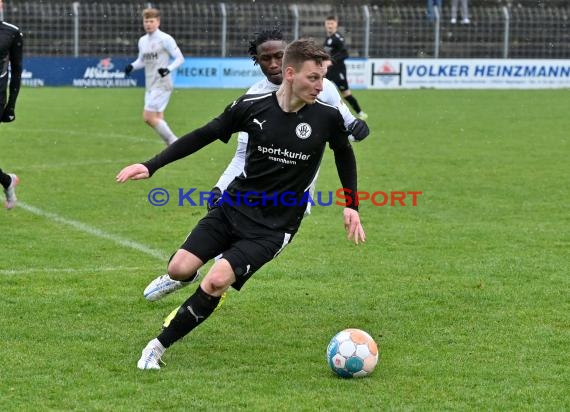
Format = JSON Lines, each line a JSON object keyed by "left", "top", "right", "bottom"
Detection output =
{"left": 14, "top": 127, "right": 149, "bottom": 143}
{"left": 25, "top": 159, "right": 126, "bottom": 171}
{"left": 18, "top": 202, "right": 168, "bottom": 261}
{"left": 0, "top": 266, "right": 147, "bottom": 276}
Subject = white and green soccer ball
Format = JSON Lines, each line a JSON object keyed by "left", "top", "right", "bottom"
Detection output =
{"left": 326, "top": 328, "right": 379, "bottom": 378}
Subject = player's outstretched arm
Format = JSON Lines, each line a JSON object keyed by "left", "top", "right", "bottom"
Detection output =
{"left": 343, "top": 208, "right": 366, "bottom": 245}
{"left": 116, "top": 163, "right": 150, "bottom": 183}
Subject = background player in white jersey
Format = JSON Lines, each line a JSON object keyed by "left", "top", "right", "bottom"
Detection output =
{"left": 124, "top": 8, "right": 184, "bottom": 146}
{"left": 212, "top": 28, "right": 370, "bottom": 215}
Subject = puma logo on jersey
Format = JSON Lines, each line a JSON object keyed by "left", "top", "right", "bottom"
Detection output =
{"left": 253, "top": 118, "right": 267, "bottom": 130}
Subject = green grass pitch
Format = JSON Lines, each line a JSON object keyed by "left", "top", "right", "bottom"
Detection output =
{"left": 0, "top": 87, "right": 568, "bottom": 410}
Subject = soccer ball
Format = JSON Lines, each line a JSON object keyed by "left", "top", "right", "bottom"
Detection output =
{"left": 326, "top": 328, "right": 379, "bottom": 378}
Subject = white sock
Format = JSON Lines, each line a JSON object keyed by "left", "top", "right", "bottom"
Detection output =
{"left": 153, "top": 120, "right": 177, "bottom": 145}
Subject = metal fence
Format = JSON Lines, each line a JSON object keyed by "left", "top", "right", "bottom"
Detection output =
{"left": 3, "top": 1, "right": 569, "bottom": 59}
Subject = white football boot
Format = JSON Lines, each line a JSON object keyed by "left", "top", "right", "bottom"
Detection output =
{"left": 4, "top": 174, "right": 19, "bottom": 210}
{"left": 143, "top": 271, "right": 200, "bottom": 302}
{"left": 137, "top": 339, "right": 165, "bottom": 370}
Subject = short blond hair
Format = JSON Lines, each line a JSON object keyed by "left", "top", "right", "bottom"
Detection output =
{"left": 283, "top": 39, "right": 330, "bottom": 71}
{"left": 142, "top": 8, "right": 160, "bottom": 20}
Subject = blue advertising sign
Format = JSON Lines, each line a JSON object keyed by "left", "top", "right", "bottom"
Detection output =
{"left": 174, "top": 58, "right": 264, "bottom": 89}
{"left": 22, "top": 57, "right": 144, "bottom": 87}
{"left": 367, "top": 58, "right": 570, "bottom": 89}
{"left": 22, "top": 56, "right": 570, "bottom": 90}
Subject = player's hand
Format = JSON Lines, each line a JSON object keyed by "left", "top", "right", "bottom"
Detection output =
{"left": 1, "top": 106, "right": 16, "bottom": 122}
{"left": 116, "top": 163, "right": 149, "bottom": 183}
{"left": 343, "top": 208, "right": 366, "bottom": 245}
{"left": 124, "top": 64, "right": 133, "bottom": 75}
{"left": 347, "top": 119, "right": 369, "bottom": 142}
{"left": 158, "top": 68, "right": 170, "bottom": 77}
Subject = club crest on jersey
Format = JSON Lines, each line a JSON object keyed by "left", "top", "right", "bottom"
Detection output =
{"left": 295, "top": 123, "right": 312, "bottom": 139}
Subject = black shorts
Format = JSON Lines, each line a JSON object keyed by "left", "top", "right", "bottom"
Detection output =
{"left": 180, "top": 205, "right": 293, "bottom": 290}
{"left": 326, "top": 62, "right": 349, "bottom": 92}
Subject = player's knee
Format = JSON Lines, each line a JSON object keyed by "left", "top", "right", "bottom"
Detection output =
{"left": 143, "top": 112, "right": 160, "bottom": 126}
{"left": 202, "top": 271, "right": 233, "bottom": 295}
{"left": 167, "top": 257, "right": 197, "bottom": 281}
{"left": 143, "top": 116, "right": 156, "bottom": 127}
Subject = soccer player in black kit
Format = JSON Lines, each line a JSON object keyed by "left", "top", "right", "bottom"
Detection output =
{"left": 116, "top": 39, "right": 366, "bottom": 370}
{"left": 0, "top": 10, "right": 23, "bottom": 210}
{"left": 323, "top": 15, "right": 368, "bottom": 120}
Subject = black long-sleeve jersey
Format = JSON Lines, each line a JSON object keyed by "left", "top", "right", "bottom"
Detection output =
{"left": 0, "top": 21, "right": 24, "bottom": 110}
{"left": 144, "top": 92, "right": 359, "bottom": 233}
{"left": 324, "top": 31, "right": 349, "bottom": 63}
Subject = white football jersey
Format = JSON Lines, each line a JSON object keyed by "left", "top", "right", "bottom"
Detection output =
{"left": 131, "top": 29, "right": 184, "bottom": 91}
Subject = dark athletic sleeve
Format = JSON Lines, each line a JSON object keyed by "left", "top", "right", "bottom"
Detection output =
{"left": 333, "top": 144, "right": 358, "bottom": 211}
{"left": 143, "top": 97, "right": 250, "bottom": 176}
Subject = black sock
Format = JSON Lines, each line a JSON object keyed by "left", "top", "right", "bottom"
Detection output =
{"left": 0, "top": 169, "right": 11, "bottom": 189}
{"left": 158, "top": 286, "right": 221, "bottom": 348}
{"left": 344, "top": 95, "right": 362, "bottom": 114}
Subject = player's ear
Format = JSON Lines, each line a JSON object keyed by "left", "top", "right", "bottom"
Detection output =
{"left": 283, "top": 66, "right": 295, "bottom": 81}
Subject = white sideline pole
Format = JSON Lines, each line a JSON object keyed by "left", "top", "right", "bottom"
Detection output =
{"left": 220, "top": 3, "right": 227, "bottom": 57}
{"left": 290, "top": 4, "right": 299, "bottom": 40}
{"left": 502, "top": 6, "right": 510, "bottom": 58}
{"left": 72, "top": 2, "right": 80, "bottom": 57}
{"left": 363, "top": 5, "right": 370, "bottom": 58}
{"left": 434, "top": 6, "right": 440, "bottom": 58}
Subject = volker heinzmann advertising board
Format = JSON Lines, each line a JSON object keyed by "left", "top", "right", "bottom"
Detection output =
{"left": 368, "top": 59, "right": 570, "bottom": 89}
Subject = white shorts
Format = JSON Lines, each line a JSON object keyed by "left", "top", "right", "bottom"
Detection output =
{"left": 144, "top": 88, "right": 172, "bottom": 112}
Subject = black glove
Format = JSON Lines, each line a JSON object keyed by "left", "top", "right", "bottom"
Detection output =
{"left": 1, "top": 107, "right": 15, "bottom": 123}
{"left": 348, "top": 118, "right": 369, "bottom": 142}
{"left": 207, "top": 186, "right": 223, "bottom": 212}
{"left": 158, "top": 68, "right": 170, "bottom": 77}
{"left": 124, "top": 64, "right": 133, "bottom": 75}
